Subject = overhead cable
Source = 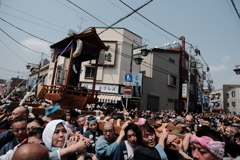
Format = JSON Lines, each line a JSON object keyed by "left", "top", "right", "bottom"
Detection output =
{"left": 0, "top": 28, "right": 50, "bottom": 58}
{"left": 0, "top": 39, "right": 28, "bottom": 63}
{"left": 1, "top": 18, "right": 54, "bottom": 44}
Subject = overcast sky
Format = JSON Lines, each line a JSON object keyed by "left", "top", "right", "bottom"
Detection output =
{"left": 1, "top": 0, "right": 240, "bottom": 90}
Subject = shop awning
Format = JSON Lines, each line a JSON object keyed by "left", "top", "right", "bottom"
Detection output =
{"left": 97, "top": 95, "right": 122, "bottom": 104}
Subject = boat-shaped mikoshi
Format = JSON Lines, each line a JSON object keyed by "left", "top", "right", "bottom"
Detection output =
{"left": 44, "top": 27, "right": 108, "bottom": 110}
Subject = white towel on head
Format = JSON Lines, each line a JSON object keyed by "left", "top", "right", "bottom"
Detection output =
{"left": 42, "top": 119, "right": 68, "bottom": 151}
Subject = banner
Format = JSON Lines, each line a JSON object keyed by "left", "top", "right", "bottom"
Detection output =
{"left": 27, "top": 78, "right": 37, "bottom": 92}
{"left": 182, "top": 83, "right": 187, "bottom": 98}
{"left": 132, "top": 73, "right": 142, "bottom": 97}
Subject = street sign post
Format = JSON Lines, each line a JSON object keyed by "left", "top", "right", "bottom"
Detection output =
{"left": 124, "top": 73, "right": 133, "bottom": 82}
{"left": 124, "top": 86, "right": 132, "bottom": 94}
{"left": 123, "top": 85, "right": 132, "bottom": 109}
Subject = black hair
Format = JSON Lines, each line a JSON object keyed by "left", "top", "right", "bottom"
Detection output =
{"left": 137, "top": 124, "right": 157, "bottom": 147}
{"left": 124, "top": 123, "right": 139, "bottom": 140}
{"left": 28, "top": 127, "right": 43, "bottom": 139}
{"left": 203, "top": 117, "right": 211, "bottom": 123}
{"left": 105, "top": 107, "right": 115, "bottom": 116}
{"left": 145, "top": 117, "right": 155, "bottom": 126}
{"left": 225, "top": 143, "right": 240, "bottom": 158}
{"left": 27, "top": 118, "right": 44, "bottom": 127}
{"left": 234, "top": 132, "right": 240, "bottom": 139}
{"left": 12, "top": 118, "right": 27, "bottom": 126}
{"left": 87, "top": 115, "right": 96, "bottom": 122}
{"left": 196, "top": 128, "right": 223, "bottom": 142}
{"left": 4, "top": 105, "right": 17, "bottom": 113}
{"left": 70, "top": 111, "right": 80, "bottom": 119}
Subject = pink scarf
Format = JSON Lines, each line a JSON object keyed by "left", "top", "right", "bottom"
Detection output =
{"left": 190, "top": 134, "right": 225, "bottom": 159}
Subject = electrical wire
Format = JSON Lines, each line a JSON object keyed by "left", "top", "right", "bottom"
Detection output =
{"left": 231, "top": 0, "right": 240, "bottom": 20}
{"left": 0, "top": 28, "right": 50, "bottom": 58}
{"left": 0, "top": 66, "right": 27, "bottom": 76}
{"left": 0, "top": 11, "right": 67, "bottom": 34}
{"left": 1, "top": 18, "right": 54, "bottom": 44}
{"left": 98, "top": 0, "right": 153, "bottom": 35}
{"left": 0, "top": 39, "right": 28, "bottom": 63}
{"left": 226, "top": 0, "right": 240, "bottom": 28}
{"left": 1, "top": 3, "right": 68, "bottom": 31}
{"left": 67, "top": 0, "right": 142, "bottom": 46}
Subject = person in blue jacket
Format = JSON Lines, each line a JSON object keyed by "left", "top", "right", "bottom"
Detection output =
{"left": 113, "top": 123, "right": 139, "bottom": 160}
{"left": 95, "top": 121, "right": 125, "bottom": 160}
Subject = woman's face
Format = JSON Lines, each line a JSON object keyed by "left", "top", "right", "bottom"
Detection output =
{"left": 141, "top": 130, "right": 156, "bottom": 148}
{"left": 52, "top": 123, "right": 67, "bottom": 148}
{"left": 191, "top": 143, "right": 220, "bottom": 160}
{"left": 89, "top": 122, "right": 97, "bottom": 132}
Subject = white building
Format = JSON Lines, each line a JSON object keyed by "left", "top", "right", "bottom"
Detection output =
{"left": 227, "top": 87, "right": 240, "bottom": 114}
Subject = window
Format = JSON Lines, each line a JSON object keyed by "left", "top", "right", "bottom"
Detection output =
{"left": 168, "top": 98, "right": 174, "bottom": 103}
{"left": 232, "top": 102, "right": 236, "bottom": 107}
{"left": 232, "top": 91, "right": 235, "bottom": 97}
{"left": 85, "top": 67, "right": 95, "bottom": 79}
{"left": 168, "top": 74, "right": 177, "bottom": 86}
{"left": 169, "top": 58, "right": 175, "bottom": 64}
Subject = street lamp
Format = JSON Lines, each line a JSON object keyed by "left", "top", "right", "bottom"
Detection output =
{"left": 131, "top": 45, "right": 150, "bottom": 73}
{"left": 233, "top": 65, "right": 240, "bottom": 75}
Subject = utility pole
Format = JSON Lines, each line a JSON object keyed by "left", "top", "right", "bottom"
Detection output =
{"left": 186, "top": 45, "right": 193, "bottom": 113}
{"left": 35, "top": 53, "right": 43, "bottom": 97}
{"left": 130, "top": 43, "right": 133, "bottom": 73}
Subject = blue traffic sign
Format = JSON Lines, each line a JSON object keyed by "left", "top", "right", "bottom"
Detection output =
{"left": 124, "top": 73, "right": 133, "bottom": 82}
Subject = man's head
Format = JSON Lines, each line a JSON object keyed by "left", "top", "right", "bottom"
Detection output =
{"left": 27, "top": 118, "right": 44, "bottom": 133}
{"left": 225, "top": 126, "right": 237, "bottom": 139}
{"left": 77, "top": 115, "right": 86, "bottom": 128}
{"left": 234, "top": 133, "right": 240, "bottom": 145}
{"left": 12, "top": 118, "right": 28, "bottom": 142}
{"left": 87, "top": 115, "right": 98, "bottom": 133}
{"left": 124, "top": 123, "right": 139, "bottom": 147}
{"left": 138, "top": 124, "right": 156, "bottom": 148}
{"left": 28, "top": 127, "right": 44, "bottom": 144}
{"left": 201, "top": 117, "right": 212, "bottom": 127}
{"left": 190, "top": 128, "right": 224, "bottom": 160}
{"left": 12, "top": 143, "right": 49, "bottom": 160}
{"left": 4, "top": 105, "right": 17, "bottom": 121}
{"left": 186, "top": 115, "right": 194, "bottom": 127}
{"left": 10, "top": 106, "right": 29, "bottom": 121}
{"left": 103, "top": 121, "right": 115, "bottom": 143}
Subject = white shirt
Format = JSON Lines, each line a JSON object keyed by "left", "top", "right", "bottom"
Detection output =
{"left": 125, "top": 140, "right": 134, "bottom": 160}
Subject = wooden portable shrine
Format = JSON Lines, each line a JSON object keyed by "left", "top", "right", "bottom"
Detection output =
{"left": 44, "top": 28, "right": 108, "bottom": 110}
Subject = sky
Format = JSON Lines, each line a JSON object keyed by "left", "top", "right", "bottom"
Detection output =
{"left": 0, "top": 0, "right": 240, "bottom": 90}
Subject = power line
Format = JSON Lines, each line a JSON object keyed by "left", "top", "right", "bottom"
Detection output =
{"left": 119, "top": 0, "right": 179, "bottom": 40}
{"left": 98, "top": 0, "right": 153, "bottom": 35}
{"left": 0, "top": 66, "right": 27, "bottom": 75}
{"left": 231, "top": 0, "right": 240, "bottom": 20}
{"left": 0, "top": 39, "right": 28, "bottom": 63}
{"left": 67, "top": 0, "right": 142, "bottom": 46}
{"left": 0, "top": 28, "right": 50, "bottom": 58}
{"left": 226, "top": 0, "right": 240, "bottom": 28}
{"left": 0, "top": 11, "right": 67, "bottom": 34}
{"left": 1, "top": 18, "right": 54, "bottom": 44}
{"left": 1, "top": 3, "right": 68, "bottom": 31}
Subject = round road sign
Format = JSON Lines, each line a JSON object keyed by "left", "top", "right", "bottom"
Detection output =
{"left": 124, "top": 86, "right": 132, "bottom": 94}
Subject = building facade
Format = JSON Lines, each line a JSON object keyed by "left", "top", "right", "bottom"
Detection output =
{"left": 227, "top": 87, "right": 240, "bottom": 114}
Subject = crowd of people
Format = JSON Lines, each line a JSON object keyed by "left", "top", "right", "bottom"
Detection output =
{"left": 0, "top": 95, "right": 240, "bottom": 160}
